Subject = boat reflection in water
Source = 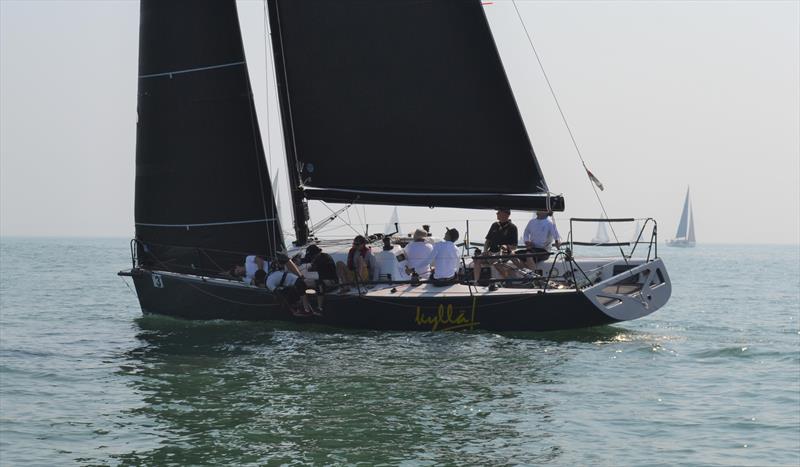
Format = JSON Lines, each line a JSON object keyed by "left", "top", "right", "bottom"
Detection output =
{"left": 106, "top": 316, "right": 641, "bottom": 465}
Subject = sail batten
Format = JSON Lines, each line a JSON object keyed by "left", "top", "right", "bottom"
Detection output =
{"left": 136, "top": 219, "right": 279, "bottom": 228}
{"left": 139, "top": 61, "right": 246, "bottom": 79}
{"left": 303, "top": 187, "right": 565, "bottom": 211}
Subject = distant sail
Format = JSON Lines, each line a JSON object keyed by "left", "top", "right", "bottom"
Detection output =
{"left": 592, "top": 217, "right": 610, "bottom": 244}
{"left": 668, "top": 186, "right": 695, "bottom": 247}
{"left": 384, "top": 206, "right": 400, "bottom": 235}
{"left": 631, "top": 220, "right": 642, "bottom": 244}
{"left": 675, "top": 187, "right": 691, "bottom": 239}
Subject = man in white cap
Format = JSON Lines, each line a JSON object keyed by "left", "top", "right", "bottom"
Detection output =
{"left": 404, "top": 227, "right": 434, "bottom": 278}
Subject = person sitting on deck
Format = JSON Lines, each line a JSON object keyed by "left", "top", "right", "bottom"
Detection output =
{"left": 228, "top": 255, "right": 269, "bottom": 285}
{"left": 521, "top": 211, "right": 562, "bottom": 268}
{"left": 375, "top": 237, "right": 409, "bottom": 282}
{"left": 472, "top": 209, "right": 518, "bottom": 285}
{"left": 253, "top": 269, "right": 268, "bottom": 288}
{"left": 265, "top": 255, "right": 315, "bottom": 317}
{"left": 426, "top": 227, "right": 460, "bottom": 283}
{"left": 300, "top": 244, "right": 338, "bottom": 311}
{"left": 404, "top": 228, "right": 434, "bottom": 278}
{"left": 335, "top": 235, "right": 376, "bottom": 293}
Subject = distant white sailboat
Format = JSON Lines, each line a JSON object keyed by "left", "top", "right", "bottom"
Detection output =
{"left": 667, "top": 186, "right": 696, "bottom": 247}
{"left": 591, "top": 216, "right": 610, "bottom": 244}
{"left": 631, "top": 219, "right": 642, "bottom": 245}
{"left": 383, "top": 206, "right": 400, "bottom": 235}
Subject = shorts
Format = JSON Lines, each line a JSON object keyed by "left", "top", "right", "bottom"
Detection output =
{"left": 516, "top": 247, "right": 550, "bottom": 263}
{"left": 278, "top": 280, "right": 307, "bottom": 303}
{"left": 342, "top": 267, "right": 369, "bottom": 283}
{"left": 314, "top": 278, "right": 339, "bottom": 293}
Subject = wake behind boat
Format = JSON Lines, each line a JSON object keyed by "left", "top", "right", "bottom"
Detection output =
{"left": 119, "top": 0, "right": 672, "bottom": 331}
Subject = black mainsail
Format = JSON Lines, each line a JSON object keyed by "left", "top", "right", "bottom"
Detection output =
{"left": 267, "top": 0, "right": 564, "bottom": 244}
{"left": 135, "top": 0, "right": 283, "bottom": 274}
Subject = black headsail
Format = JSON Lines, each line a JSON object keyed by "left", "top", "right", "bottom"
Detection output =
{"left": 135, "top": 0, "right": 283, "bottom": 274}
{"left": 267, "top": 0, "right": 564, "bottom": 244}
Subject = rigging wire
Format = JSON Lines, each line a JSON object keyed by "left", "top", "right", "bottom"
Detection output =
{"left": 353, "top": 204, "right": 366, "bottom": 235}
{"left": 509, "top": 0, "right": 628, "bottom": 262}
{"left": 321, "top": 201, "right": 363, "bottom": 237}
{"left": 119, "top": 276, "right": 137, "bottom": 296}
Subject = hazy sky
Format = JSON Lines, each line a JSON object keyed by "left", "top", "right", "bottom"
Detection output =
{"left": 1, "top": 0, "right": 798, "bottom": 244}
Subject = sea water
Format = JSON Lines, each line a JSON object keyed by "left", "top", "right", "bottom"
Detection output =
{"left": 1, "top": 238, "right": 798, "bottom": 466}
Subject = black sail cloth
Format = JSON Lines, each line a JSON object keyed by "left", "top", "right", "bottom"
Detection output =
{"left": 135, "top": 0, "right": 283, "bottom": 274}
{"left": 267, "top": 0, "right": 564, "bottom": 212}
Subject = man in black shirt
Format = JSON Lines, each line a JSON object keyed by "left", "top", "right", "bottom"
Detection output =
{"left": 473, "top": 209, "right": 518, "bottom": 284}
{"left": 301, "top": 244, "right": 338, "bottom": 312}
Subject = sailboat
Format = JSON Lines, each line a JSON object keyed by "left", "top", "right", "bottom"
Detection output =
{"left": 119, "top": 0, "right": 672, "bottom": 331}
{"left": 667, "top": 187, "right": 696, "bottom": 247}
{"left": 591, "top": 217, "right": 610, "bottom": 245}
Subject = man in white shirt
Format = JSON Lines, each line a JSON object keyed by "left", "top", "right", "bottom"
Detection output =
{"left": 521, "top": 211, "right": 562, "bottom": 267}
{"left": 404, "top": 228, "right": 434, "bottom": 277}
{"left": 375, "top": 237, "right": 409, "bottom": 281}
{"left": 228, "top": 255, "right": 269, "bottom": 284}
{"left": 265, "top": 257, "right": 315, "bottom": 317}
{"left": 427, "top": 227, "right": 460, "bottom": 281}
{"left": 244, "top": 255, "right": 268, "bottom": 284}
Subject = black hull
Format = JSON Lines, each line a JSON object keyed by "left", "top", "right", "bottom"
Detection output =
{"left": 127, "top": 269, "right": 620, "bottom": 332}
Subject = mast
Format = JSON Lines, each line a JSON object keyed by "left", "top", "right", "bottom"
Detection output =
{"left": 265, "top": 0, "right": 309, "bottom": 246}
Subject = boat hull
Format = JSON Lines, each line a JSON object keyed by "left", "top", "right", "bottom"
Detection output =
{"left": 125, "top": 259, "right": 670, "bottom": 332}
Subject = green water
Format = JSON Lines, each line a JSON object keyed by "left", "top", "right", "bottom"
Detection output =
{"left": 1, "top": 238, "right": 798, "bottom": 465}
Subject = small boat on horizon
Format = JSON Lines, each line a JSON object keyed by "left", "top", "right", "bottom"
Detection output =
{"left": 667, "top": 187, "right": 696, "bottom": 248}
{"left": 591, "top": 216, "right": 610, "bottom": 245}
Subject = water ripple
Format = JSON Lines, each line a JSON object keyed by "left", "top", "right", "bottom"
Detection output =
{"left": 1, "top": 240, "right": 798, "bottom": 465}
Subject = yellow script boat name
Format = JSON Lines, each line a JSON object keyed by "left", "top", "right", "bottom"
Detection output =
{"left": 415, "top": 301, "right": 478, "bottom": 331}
